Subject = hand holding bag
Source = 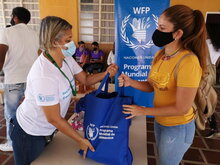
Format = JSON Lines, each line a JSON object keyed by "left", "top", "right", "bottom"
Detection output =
{"left": 77, "top": 73, "right": 133, "bottom": 165}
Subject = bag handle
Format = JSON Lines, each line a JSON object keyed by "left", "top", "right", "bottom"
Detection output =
{"left": 95, "top": 73, "right": 126, "bottom": 97}
{"left": 118, "top": 86, "right": 125, "bottom": 96}
{"left": 95, "top": 73, "right": 110, "bottom": 96}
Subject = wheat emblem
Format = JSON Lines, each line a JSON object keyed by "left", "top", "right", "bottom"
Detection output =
{"left": 121, "top": 14, "right": 158, "bottom": 50}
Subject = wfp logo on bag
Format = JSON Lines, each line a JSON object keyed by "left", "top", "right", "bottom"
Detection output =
{"left": 86, "top": 123, "right": 99, "bottom": 141}
{"left": 120, "top": 7, "right": 158, "bottom": 50}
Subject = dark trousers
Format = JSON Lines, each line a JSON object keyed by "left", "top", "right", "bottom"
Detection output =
{"left": 87, "top": 63, "right": 104, "bottom": 74}
{"left": 82, "top": 63, "right": 90, "bottom": 71}
{"left": 9, "top": 116, "right": 49, "bottom": 165}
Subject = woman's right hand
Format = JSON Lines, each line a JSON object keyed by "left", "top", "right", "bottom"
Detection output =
{"left": 118, "top": 74, "right": 132, "bottom": 87}
{"left": 79, "top": 138, "right": 95, "bottom": 159}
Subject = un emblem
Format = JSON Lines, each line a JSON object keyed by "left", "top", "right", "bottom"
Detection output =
{"left": 121, "top": 14, "right": 158, "bottom": 50}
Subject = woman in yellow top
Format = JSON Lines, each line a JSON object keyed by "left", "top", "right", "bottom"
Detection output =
{"left": 118, "top": 5, "right": 207, "bottom": 165}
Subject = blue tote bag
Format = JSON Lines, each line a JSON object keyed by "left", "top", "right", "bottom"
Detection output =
{"left": 77, "top": 73, "right": 133, "bottom": 165}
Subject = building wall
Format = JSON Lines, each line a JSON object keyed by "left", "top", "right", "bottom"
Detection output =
{"left": 39, "top": 0, "right": 79, "bottom": 42}
{"left": 171, "top": 0, "right": 220, "bottom": 16}
{"left": 39, "top": 0, "right": 220, "bottom": 54}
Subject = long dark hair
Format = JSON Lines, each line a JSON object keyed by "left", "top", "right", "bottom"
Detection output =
{"left": 154, "top": 5, "right": 208, "bottom": 74}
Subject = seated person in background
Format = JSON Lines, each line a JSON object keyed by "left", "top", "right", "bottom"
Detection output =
{"left": 107, "top": 42, "right": 115, "bottom": 66}
{"left": 73, "top": 41, "right": 90, "bottom": 71}
{"left": 107, "top": 42, "right": 115, "bottom": 83}
{"left": 87, "top": 41, "right": 105, "bottom": 74}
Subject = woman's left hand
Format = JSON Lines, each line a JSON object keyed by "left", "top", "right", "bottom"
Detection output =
{"left": 106, "top": 64, "right": 118, "bottom": 77}
{"left": 79, "top": 138, "right": 95, "bottom": 159}
{"left": 122, "top": 104, "right": 146, "bottom": 119}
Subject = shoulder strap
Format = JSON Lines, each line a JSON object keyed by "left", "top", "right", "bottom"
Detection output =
{"left": 174, "top": 54, "right": 196, "bottom": 81}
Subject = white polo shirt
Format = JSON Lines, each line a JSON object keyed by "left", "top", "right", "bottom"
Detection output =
{"left": 16, "top": 54, "right": 82, "bottom": 136}
{"left": 0, "top": 23, "right": 39, "bottom": 84}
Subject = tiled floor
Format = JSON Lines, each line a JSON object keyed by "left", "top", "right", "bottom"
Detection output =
{"left": 0, "top": 87, "right": 220, "bottom": 165}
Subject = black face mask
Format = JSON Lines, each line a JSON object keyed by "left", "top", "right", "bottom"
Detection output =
{"left": 152, "top": 29, "right": 174, "bottom": 47}
{"left": 10, "top": 18, "right": 15, "bottom": 26}
{"left": 93, "top": 48, "right": 98, "bottom": 51}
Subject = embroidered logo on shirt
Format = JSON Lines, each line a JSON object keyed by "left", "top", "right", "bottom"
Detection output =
{"left": 62, "top": 79, "right": 75, "bottom": 100}
{"left": 45, "top": 95, "right": 55, "bottom": 102}
{"left": 38, "top": 94, "right": 55, "bottom": 102}
{"left": 149, "top": 71, "right": 170, "bottom": 91}
{"left": 38, "top": 94, "right": 45, "bottom": 102}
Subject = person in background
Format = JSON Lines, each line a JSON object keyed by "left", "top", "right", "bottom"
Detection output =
{"left": 107, "top": 42, "right": 115, "bottom": 66}
{"left": 87, "top": 41, "right": 105, "bottom": 74}
{"left": 9, "top": 16, "right": 118, "bottom": 165}
{"left": 73, "top": 41, "right": 90, "bottom": 71}
{"left": 0, "top": 7, "right": 39, "bottom": 152}
{"left": 119, "top": 5, "right": 207, "bottom": 165}
{"left": 73, "top": 41, "right": 91, "bottom": 93}
{"left": 107, "top": 42, "right": 115, "bottom": 83}
{"left": 206, "top": 21, "right": 220, "bottom": 68}
{"left": 205, "top": 17, "right": 220, "bottom": 138}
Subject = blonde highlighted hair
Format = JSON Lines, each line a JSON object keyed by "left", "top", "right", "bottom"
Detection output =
{"left": 39, "top": 16, "right": 72, "bottom": 51}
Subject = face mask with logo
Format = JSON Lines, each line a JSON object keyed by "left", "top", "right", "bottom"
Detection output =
{"left": 152, "top": 29, "right": 174, "bottom": 47}
{"left": 61, "top": 41, "right": 76, "bottom": 57}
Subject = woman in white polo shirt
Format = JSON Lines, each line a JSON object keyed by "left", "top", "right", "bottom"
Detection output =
{"left": 9, "top": 16, "right": 118, "bottom": 165}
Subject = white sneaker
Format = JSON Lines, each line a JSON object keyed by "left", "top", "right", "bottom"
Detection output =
{"left": 0, "top": 143, "right": 13, "bottom": 152}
